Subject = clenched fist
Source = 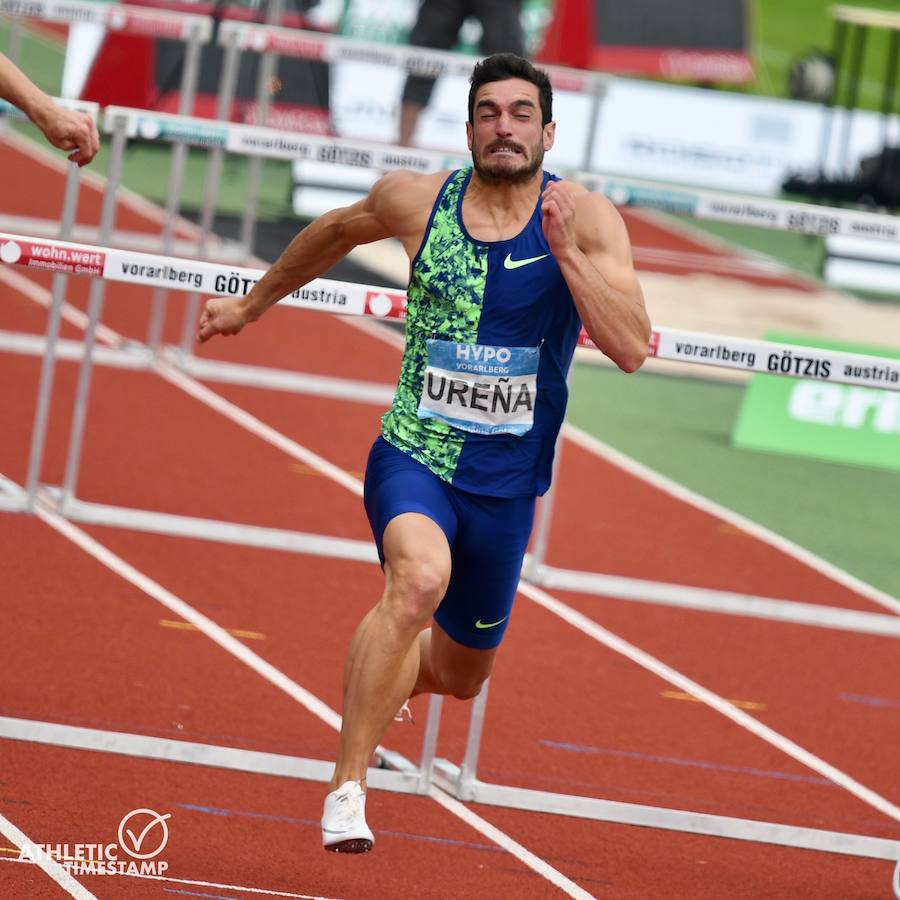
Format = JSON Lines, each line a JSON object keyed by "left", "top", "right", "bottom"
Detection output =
{"left": 198, "top": 296, "right": 251, "bottom": 343}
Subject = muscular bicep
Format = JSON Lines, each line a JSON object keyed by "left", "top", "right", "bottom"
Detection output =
{"left": 331, "top": 190, "right": 395, "bottom": 247}
{"left": 576, "top": 194, "right": 644, "bottom": 302}
{"left": 333, "top": 170, "right": 437, "bottom": 250}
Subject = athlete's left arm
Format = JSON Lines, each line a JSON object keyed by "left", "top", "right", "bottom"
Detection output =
{"left": 542, "top": 181, "right": 650, "bottom": 372}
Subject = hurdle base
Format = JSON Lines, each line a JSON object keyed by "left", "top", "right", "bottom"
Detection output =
{"left": 431, "top": 759, "right": 900, "bottom": 863}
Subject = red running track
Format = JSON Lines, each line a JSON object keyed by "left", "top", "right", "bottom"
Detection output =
{"left": 1, "top": 134, "right": 899, "bottom": 898}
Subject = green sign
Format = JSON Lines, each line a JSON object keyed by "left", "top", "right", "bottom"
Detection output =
{"left": 733, "top": 333, "right": 900, "bottom": 472}
{"left": 339, "top": 0, "right": 552, "bottom": 53}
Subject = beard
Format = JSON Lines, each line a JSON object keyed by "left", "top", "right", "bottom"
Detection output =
{"left": 472, "top": 138, "right": 544, "bottom": 184}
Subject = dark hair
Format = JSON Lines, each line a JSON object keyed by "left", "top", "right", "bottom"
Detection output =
{"left": 468, "top": 53, "right": 553, "bottom": 127}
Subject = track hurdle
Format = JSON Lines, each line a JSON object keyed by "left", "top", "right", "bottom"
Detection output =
{"left": 212, "top": 19, "right": 609, "bottom": 255}
{"left": 0, "top": 96, "right": 99, "bottom": 513}
{"left": 2, "top": 230, "right": 900, "bottom": 892}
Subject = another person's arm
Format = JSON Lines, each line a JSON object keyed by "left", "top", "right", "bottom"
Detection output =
{"left": 199, "top": 170, "right": 436, "bottom": 342}
{"left": 0, "top": 52, "right": 99, "bottom": 166}
{"left": 541, "top": 180, "right": 650, "bottom": 372}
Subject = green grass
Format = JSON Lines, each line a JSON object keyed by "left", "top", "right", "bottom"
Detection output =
{"left": 666, "top": 213, "right": 829, "bottom": 281}
{"left": 0, "top": 20, "right": 64, "bottom": 95}
{"left": 112, "top": 144, "right": 294, "bottom": 219}
{"left": 750, "top": 0, "right": 900, "bottom": 108}
{"left": 567, "top": 363, "right": 900, "bottom": 603}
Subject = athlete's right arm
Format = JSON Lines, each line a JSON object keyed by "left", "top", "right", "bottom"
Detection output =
{"left": 198, "top": 170, "right": 438, "bottom": 342}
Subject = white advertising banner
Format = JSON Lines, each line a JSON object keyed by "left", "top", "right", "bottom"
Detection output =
{"left": 590, "top": 80, "right": 900, "bottom": 196}
{"left": 330, "top": 66, "right": 595, "bottom": 172}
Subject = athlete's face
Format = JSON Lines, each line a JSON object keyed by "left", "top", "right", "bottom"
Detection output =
{"left": 467, "top": 78, "right": 555, "bottom": 184}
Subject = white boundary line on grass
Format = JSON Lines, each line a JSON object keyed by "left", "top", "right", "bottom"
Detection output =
{"left": 0, "top": 812, "right": 96, "bottom": 899}
{"left": 27, "top": 500, "right": 593, "bottom": 900}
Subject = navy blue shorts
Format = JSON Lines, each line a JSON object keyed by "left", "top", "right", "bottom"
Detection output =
{"left": 363, "top": 436, "right": 535, "bottom": 650}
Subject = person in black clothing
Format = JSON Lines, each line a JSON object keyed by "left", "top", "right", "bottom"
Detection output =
{"left": 398, "top": 0, "right": 524, "bottom": 146}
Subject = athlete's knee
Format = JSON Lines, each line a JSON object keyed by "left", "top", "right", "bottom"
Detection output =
{"left": 436, "top": 668, "right": 487, "bottom": 701}
{"left": 385, "top": 557, "right": 449, "bottom": 629}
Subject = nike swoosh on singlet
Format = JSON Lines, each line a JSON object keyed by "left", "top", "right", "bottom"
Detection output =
{"left": 503, "top": 253, "right": 548, "bottom": 270}
{"left": 475, "top": 617, "right": 508, "bottom": 629}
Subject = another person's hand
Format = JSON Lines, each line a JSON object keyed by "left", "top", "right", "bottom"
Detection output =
{"left": 198, "top": 296, "right": 253, "bottom": 343}
{"left": 32, "top": 101, "right": 100, "bottom": 167}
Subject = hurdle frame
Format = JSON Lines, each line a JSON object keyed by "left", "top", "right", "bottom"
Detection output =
{"left": 2, "top": 27, "right": 900, "bottom": 889}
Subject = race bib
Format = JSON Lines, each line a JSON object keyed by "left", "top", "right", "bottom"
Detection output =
{"left": 417, "top": 340, "right": 539, "bottom": 436}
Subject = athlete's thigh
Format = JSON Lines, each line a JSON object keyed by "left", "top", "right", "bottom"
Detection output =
{"left": 434, "top": 491, "right": 535, "bottom": 649}
{"left": 430, "top": 620, "right": 499, "bottom": 688}
{"left": 364, "top": 436, "right": 458, "bottom": 577}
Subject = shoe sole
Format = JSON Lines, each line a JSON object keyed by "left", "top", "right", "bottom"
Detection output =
{"left": 323, "top": 837, "right": 373, "bottom": 853}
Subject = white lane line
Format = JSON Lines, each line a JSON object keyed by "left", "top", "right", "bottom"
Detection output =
{"left": 0, "top": 857, "right": 342, "bottom": 900}
{"left": 0, "top": 266, "right": 123, "bottom": 347}
{"left": 9, "top": 247, "right": 900, "bottom": 821}
{"left": 7, "top": 313, "right": 894, "bottom": 639}
{"left": 2, "top": 270, "right": 366, "bottom": 498}
{"left": 153, "top": 359, "right": 365, "bottom": 498}
{"left": 562, "top": 424, "right": 900, "bottom": 617}
{"left": 0, "top": 812, "right": 96, "bottom": 899}
{"left": 429, "top": 790, "right": 594, "bottom": 900}
{"left": 518, "top": 579, "right": 900, "bottom": 825}
{"left": 33, "top": 502, "right": 343, "bottom": 732}
{"left": 2, "top": 130, "right": 206, "bottom": 241}
{"left": 29, "top": 502, "right": 591, "bottom": 899}
{"left": 0, "top": 213, "right": 246, "bottom": 262}
{"left": 317, "top": 260, "right": 900, "bottom": 620}
{"left": 6, "top": 715, "right": 899, "bottom": 864}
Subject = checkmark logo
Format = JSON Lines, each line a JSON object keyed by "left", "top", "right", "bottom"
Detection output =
{"left": 475, "top": 617, "right": 507, "bottom": 629}
{"left": 118, "top": 808, "right": 172, "bottom": 860}
{"left": 503, "top": 253, "right": 548, "bottom": 270}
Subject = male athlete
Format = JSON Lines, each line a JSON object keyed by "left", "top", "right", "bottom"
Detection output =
{"left": 199, "top": 53, "right": 650, "bottom": 853}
